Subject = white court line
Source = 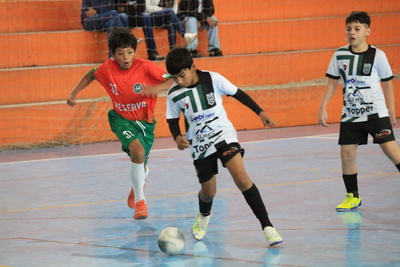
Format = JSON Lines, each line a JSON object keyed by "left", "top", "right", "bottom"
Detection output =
{"left": 0, "top": 133, "right": 337, "bottom": 165}
{"left": 2, "top": 133, "right": 399, "bottom": 165}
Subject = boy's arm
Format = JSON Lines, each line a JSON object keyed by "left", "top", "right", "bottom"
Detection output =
{"left": 67, "top": 72, "right": 95, "bottom": 107}
{"left": 318, "top": 78, "right": 339, "bottom": 127}
{"left": 382, "top": 80, "right": 396, "bottom": 126}
{"left": 167, "top": 118, "right": 190, "bottom": 150}
{"left": 231, "top": 89, "right": 275, "bottom": 128}
{"left": 142, "top": 78, "right": 174, "bottom": 96}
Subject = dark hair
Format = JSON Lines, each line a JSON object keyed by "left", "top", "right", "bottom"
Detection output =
{"left": 108, "top": 27, "right": 138, "bottom": 54}
{"left": 346, "top": 11, "right": 371, "bottom": 27}
{"left": 165, "top": 47, "right": 194, "bottom": 75}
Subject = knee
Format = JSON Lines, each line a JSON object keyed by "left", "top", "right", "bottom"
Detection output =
{"left": 233, "top": 174, "right": 252, "bottom": 191}
{"left": 130, "top": 154, "right": 145, "bottom": 164}
{"left": 340, "top": 149, "right": 356, "bottom": 162}
{"left": 186, "top": 17, "right": 198, "bottom": 26}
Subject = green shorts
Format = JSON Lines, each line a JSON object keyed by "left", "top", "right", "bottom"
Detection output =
{"left": 108, "top": 109, "right": 156, "bottom": 163}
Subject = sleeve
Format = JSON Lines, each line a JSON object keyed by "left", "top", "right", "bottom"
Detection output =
{"left": 178, "top": 0, "right": 198, "bottom": 19}
{"left": 88, "top": 67, "right": 99, "bottom": 80}
{"left": 230, "top": 89, "right": 264, "bottom": 115}
{"left": 214, "top": 73, "right": 238, "bottom": 96}
{"left": 325, "top": 52, "right": 340, "bottom": 80}
{"left": 167, "top": 118, "right": 181, "bottom": 140}
{"left": 95, "top": 0, "right": 113, "bottom": 14}
{"left": 166, "top": 91, "right": 183, "bottom": 139}
{"left": 147, "top": 62, "right": 168, "bottom": 84}
{"left": 166, "top": 92, "right": 181, "bottom": 120}
{"left": 376, "top": 50, "right": 394, "bottom": 82}
{"left": 145, "top": 0, "right": 163, "bottom": 14}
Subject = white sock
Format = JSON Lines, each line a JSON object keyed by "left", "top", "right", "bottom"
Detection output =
{"left": 144, "top": 165, "right": 150, "bottom": 179}
{"left": 130, "top": 162, "right": 146, "bottom": 203}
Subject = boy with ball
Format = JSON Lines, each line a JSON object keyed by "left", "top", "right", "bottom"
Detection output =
{"left": 164, "top": 47, "right": 283, "bottom": 246}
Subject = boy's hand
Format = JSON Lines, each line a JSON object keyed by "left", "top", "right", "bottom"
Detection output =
{"left": 259, "top": 111, "right": 275, "bottom": 128}
{"left": 175, "top": 135, "right": 189, "bottom": 150}
{"left": 141, "top": 84, "right": 164, "bottom": 97}
{"left": 141, "top": 79, "right": 174, "bottom": 96}
{"left": 318, "top": 109, "right": 329, "bottom": 127}
{"left": 67, "top": 94, "right": 76, "bottom": 107}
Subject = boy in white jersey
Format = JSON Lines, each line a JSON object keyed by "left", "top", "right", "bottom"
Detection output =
{"left": 165, "top": 47, "right": 283, "bottom": 246}
{"left": 318, "top": 11, "right": 400, "bottom": 212}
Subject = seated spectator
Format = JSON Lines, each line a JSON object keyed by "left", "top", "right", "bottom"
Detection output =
{"left": 117, "top": 0, "right": 146, "bottom": 28}
{"left": 142, "top": 0, "right": 197, "bottom": 61}
{"left": 178, "top": 0, "right": 222, "bottom": 58}
{"left": 81, "top": 0, "right": 129, "bottom": 35}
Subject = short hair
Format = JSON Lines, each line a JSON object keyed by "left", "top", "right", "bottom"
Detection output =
{"left": 108, "top": 27, "right": 138, "bottom": 54}
{"left": 346, "top": 11, "right": 371, "bottom": 27}
{"left": 165, "top": 47, "right": 194, "bottom": 75}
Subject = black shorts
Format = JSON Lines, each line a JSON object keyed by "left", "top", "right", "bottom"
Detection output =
{"left": 339, "top": 114, "right": 395, "bottom": 145}
{"left": 193, "top": 142, "right": 244, "bottom": 183}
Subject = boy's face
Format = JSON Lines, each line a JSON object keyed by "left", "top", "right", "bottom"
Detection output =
{"left": 170, "top": 64, "right": 198, "bottom": 87}
{"left": 346, "top": 22, "right": 370, "bottom": 49}
{"left": 112, "top": 47, "right": 136, "bottom": 70}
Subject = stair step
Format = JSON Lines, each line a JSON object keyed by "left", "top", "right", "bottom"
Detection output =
{"left": 2, "top": 46, "right": 399, "bottom": 106}
{"left": 1, "top": 13, "right": 399, "bottom": 69}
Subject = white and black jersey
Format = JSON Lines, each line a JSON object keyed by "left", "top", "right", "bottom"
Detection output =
{"left": 166, "top": 70, "right": 239, "bottom": 160}
{"left": 326, "top": 44, "right": 394, "bottom": 122}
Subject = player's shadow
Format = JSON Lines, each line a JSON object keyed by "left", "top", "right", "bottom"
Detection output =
{"left": 70, "top": 221, "right": 165, "bottom": 265}
{"left": 337, "top": 210, "right": 363, "bottom": 267}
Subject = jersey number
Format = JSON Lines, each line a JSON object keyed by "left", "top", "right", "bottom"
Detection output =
{"left": 110, "top": 83, "right": 119, "bottom": 95}
{"left": 123, "top": 130, "right": 134, "bottom": 139}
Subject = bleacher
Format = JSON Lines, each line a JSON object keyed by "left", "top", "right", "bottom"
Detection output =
{"left": 0, "top": 0, "right": 399, "bottom": 148}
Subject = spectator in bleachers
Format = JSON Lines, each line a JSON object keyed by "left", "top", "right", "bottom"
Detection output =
{"left": 178, "top": 0, "right": 222, "bottom": 58}
{"left": 117, "top": 0, "right": 146, "bottom": 28}
{"left": 80, "top": 0, "right": 129, "bottom": 35}
{"left": 141, "top": 0, "right": 197, "bottom": 61}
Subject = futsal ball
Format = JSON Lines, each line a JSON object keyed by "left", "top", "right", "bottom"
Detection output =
{"left": 157, "top": 227, "right": 185, "bottom": 256}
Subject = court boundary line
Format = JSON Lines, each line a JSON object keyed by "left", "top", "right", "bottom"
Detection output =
{"left": 0, "top": 133, "right": 339, "bottom": 165}
{"left": 0, "top": 172, "right": 395, "bottom": 214}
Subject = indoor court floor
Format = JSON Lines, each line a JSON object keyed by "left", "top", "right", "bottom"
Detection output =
{"left": 1, "top": 123, "right": 399, "bottom": 267}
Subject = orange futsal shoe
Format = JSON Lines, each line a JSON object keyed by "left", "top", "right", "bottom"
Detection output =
{"left": 134, "top": 200, "right": 148, "bottom": 220}
{"left": 127, "top": 188, "right": 135, "bottom": 208}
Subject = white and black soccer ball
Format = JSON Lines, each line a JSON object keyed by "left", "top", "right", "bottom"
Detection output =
{"left": 157, "top": 227, "right": 185, "bottom": 256}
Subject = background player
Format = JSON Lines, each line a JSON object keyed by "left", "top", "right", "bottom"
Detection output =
{"left": 318, "top": 11, "right": 400, "bottom": 211}
{"left": 165, "top": 47, "right": 283, "bottom": 246}
{"left": 67, "top": 27, "right": 173, "bottom": 220}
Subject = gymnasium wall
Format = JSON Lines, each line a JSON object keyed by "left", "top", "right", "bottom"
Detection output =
{"left": 0, "top": 0, "right": 399, "bottom": 149}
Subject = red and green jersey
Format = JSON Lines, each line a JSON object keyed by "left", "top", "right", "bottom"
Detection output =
{"left": 94, "top": 59, "right": 167, "bottom": 122}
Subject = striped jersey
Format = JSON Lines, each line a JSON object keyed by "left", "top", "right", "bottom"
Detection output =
{"left": 326, "top": 44, "right": 394, "bottom": 122}
{"left": 93, "top": 59, "right": 166, "bottom": 122}
{"left": 166, "top": 70, "right": 239, "bottom": 160}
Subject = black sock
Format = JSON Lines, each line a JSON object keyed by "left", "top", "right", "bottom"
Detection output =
{"left": 242, "top": 183, "right": 272, "bottom": 229}
{"left": 395, "top": 163, "right": 400, "bottom": 172}
{"left": 198, "top": 194, "right": 212, "bottom": 216}
{"left": 343, "top": 173, "right": 359, "bottom": 197}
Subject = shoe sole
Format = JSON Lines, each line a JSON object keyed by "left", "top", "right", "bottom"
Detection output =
{"left": 336, "top": 201, "right": 362, "bottom": 212}
{"left": 134, "top": 215, "right": 148, "bottom": 220}
{"left": 191, "top": 228, "right": 203, "bottom": 241}
{"left": 268, "top": 240, "right": 283, "bottom": 246}
{"left": 134, "top": 213, "right": 148, "bottom": 220}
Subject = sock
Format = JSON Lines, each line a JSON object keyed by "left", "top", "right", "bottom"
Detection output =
{"left": 144, "top": 165, "right": 150, "bottom": 179}
{"left": 343, "top": 173, "right": 359, "bottom": 197}
{"left": 395, "top": 163, "right": 400, "bottom": 172}
{"left": 198, "top": 194, "right": 212, "bottom": 216}
{"left": 130, "top": 162, "right": 146, "bottom": 203}
{"left": 242, "top": 183, "right": 272, "bottom": 229}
